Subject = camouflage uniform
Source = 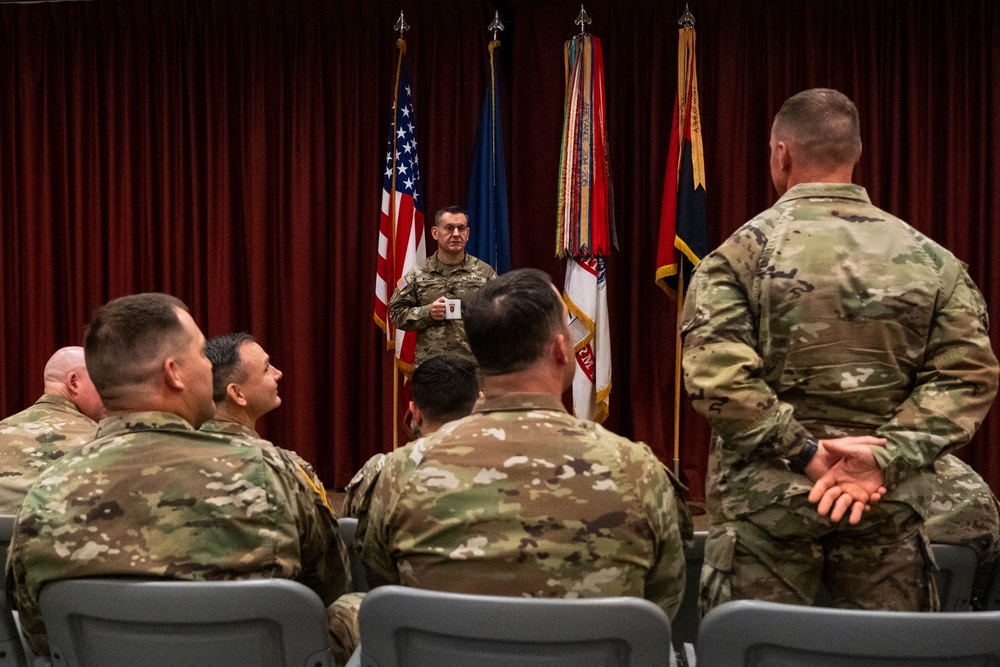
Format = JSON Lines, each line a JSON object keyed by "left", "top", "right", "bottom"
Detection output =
{"left": 681, "top": 183, "right": 999, "bottom": 612}
{"left": 341, "top": 453, "right": 386, "bottom": 520}
{"left": 6, "top": 412, "right": 350, "bottom": 658}
{"left": 360, "top": 392, "right": 693, "bottom": 618}
{"left": 0, "top": 395, "right": 97, "bottom": 514}
{"left": 925, "top": 454, "right": 1000, "bottom": 605}
{"left": 387, "top": 252, "right": 497, "bottom": 367}
{"left": 200, "top": 418, "right": 333, "bottom": 515}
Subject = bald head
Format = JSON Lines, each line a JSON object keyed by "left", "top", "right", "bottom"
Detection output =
{"left": 43, "top": 347, "right": 87, "bottom": 385}
{"left": 42, "top": 346, "right": 105, "bottom": 422}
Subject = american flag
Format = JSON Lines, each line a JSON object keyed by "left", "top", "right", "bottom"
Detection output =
{"left": 374, "top": 60, "right": 426, "bottom": 374}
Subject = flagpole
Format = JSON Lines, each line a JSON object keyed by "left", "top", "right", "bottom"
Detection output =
{"left": 673, "top": 268, "right": 684, "bottom": 478}
{"left": 390, "top": 12, "right": 409, "bottom": 451}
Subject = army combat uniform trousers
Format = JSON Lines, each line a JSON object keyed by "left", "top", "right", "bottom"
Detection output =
{"left": 700, "top": 495, "right": 938, "bottom": 614}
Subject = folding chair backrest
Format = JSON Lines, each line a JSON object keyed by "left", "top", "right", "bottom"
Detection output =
{"left": 39, "top": 578, "right": 333, "bottom": 667}
{"left": 354, "top": 585, "right": 674, "bottom": 667}
{"left": 696, "top": 599, "right": 1000, "bottom": 667}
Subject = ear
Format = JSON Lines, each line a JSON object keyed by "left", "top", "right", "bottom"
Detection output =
{"left": 226, "top": 383, "right": 247, "bottom": 407}
{"left": 430, "top": 224, "right": 441, "bottom": 241}
{"left": 776, "top": 140, "right": 792, "bottom": 172}
{"left": 552, "top": 332, "right": 572, "bottom": 367}
{"left": 410, "top": 401, "right": 424, "bottom": 429}
{"left": 164, "top": 357, "right": 185, "bottom": 391}
{"left": 64, "top": 371, "right": 81, "bottom": 397}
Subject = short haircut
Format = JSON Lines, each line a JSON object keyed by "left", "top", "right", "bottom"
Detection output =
{"left": 411, "top": 355, "right": 478, "bottom": 423}
{"left": 772, "top": 88, "right": 862, "bottom": 167}
{"left": 465, "top": 268, "right": 565, "bottom": 376}
{"left": 205, "top": 332, "right": 255, "bottom": 404}
{"left": 434, "top": 205, "right": 467, "bottom": 227}
{"left": 84, "top": 293, "right": 188, "bottom": 398}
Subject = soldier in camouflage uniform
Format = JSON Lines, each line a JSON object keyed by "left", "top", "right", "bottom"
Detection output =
{"left": 6, "top": 294, "right": 350, "bottom": 661}
{"left": 341, "top": 353, "right": 479, "bottom": 519}
{"left": 388, "top": 206, "right": 497, "bottom": 368}
{"left": 681, "top": 89, "right": 999, "bottom": 613}
{"left": 200, "top": 332, "right": 331, "bottom": 513}
{"left": 0, "top": 346, "right": 105, "bottom": 514}
{"left": 364, "top": 269, "right": 692, "bottom": 620}
{"left": 926, "top": 455, "right": 1000, "bottom": 607}
{"left": 333, "top": 355, "right": 481, "bottom": 659}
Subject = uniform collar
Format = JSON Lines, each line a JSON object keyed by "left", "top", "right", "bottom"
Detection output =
{"left": 473, "top": 392, "right": 568, "bottom": 415}
{"left": 35, "top": 394, "right": 83, "bottom": 414}
{"left": 200, "top": 418, "right": 260, "bottom": 440}
{"left": 427, "top": 251, "right": 473, "bottom": 272}
{"left": 96, "top": 411, "right": 196, "bottom": 438}
{"left": 776, "top": 182, "right": 871, "bottom": 206}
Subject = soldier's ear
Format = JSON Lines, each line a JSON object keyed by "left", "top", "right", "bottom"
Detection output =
{"left": 65, "top": 371, "right": 82, "bottom": 395}
{"left": 163, "top": 357, "right": 184, "bottom": 391}
{"left": 226, "top": 383, "right": 247, "bottom": 407}
{"left": 552, "top": 332, "right": 571, "bottom": 367}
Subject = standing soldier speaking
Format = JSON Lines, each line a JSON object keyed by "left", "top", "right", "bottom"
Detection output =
{"left": 389, "top": 206, "right": 497, "bottom": 370}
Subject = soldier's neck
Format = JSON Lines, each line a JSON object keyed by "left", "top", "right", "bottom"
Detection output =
{"left": 436, "top": 249, "right": 466, "bottom": 266}
{"left": 211, "top": 403, "right": 258, "bottom": 430}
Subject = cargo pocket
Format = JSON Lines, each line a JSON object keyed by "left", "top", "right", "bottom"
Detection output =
{"left": 699, "top": 525, "right": 737, "bottom": 616}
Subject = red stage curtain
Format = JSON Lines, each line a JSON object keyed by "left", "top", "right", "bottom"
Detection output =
{"left": 1, "top": 0, "right": 997, "bottom": 500}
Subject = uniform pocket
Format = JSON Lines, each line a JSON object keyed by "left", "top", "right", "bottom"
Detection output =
{"left": 699, "top": 525, "right": 737, "bottom": 616}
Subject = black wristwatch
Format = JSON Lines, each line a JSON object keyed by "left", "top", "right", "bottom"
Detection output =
{"left": 789, "top": 438, "right": 819, "bottom": 474}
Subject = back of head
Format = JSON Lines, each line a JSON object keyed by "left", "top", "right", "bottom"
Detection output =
{"left": 412, "top": 355, "right": 478, "bottom": 423}
{"left": 205, "top": 332, "right": 255, "bottom": 404}
{"left": 42, "top": 346, "right": 87, "bottom": 386}
{"left": 772, "top": 88, "right": 862, "bottom": 168}
{"left": 84, "top": 293, "right": 188, "bottom": 404}
{"left": 43, "top": 346, "right": 105, "bottom": 421}
{"left": 465, "top": 268, "right": 564, "bottom": 376}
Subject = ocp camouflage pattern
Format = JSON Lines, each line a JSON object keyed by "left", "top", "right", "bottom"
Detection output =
{"left": 7, "top": 411, "right": 349, "bottom": 656}
{"left": 681, "top": 183, "right": 998, "bottom": 521}
{"left": 388, "top": 252, "right": 496, "bottom": 367}
{"left": 199, "top": 418, "right": 334, "bottom": 515}
{"left": 925, "top": 453, "right": 1000, "bottom": 600}
{"left": 0, "top": 395, "right": 97, "bottom": 514}
{"left": 361, "top": 392, "right": 692, "bottom": 619}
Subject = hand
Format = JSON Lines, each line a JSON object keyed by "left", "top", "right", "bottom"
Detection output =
{"left": 803, "top": 436, "right": 887, "bottom": 482}
{"left": 429, "top": 297, "right": 447, "bottom": 321}
{"left": 807, "top": 439, "right": 887, "bottom": 525}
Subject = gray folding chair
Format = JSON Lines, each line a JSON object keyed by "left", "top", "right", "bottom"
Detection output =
{"left": 982, "top": 555, "right": 1000, "bottom": 611}
{"left": 337, "top": 517, "right": 369, "bottom": 593}
{"left": 931, "top": 543, "right": 977, "bottom": 611}
{"left": 695, "top": 599, "right": 1000, "bottom": 666}
{"left": 39, "top": 578, "right": 333, "bottom": 667}
{"left": 346, "top": 585, "right": 673, "bottom": 667}
{"left": 0, "top": 515, "right": 28, "bottom": 667}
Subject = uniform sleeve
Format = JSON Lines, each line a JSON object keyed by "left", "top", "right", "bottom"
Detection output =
{"left": 359, "top": 451, "right": 406, "bottom": 588}
{"left": 872, "top": 264, "right": 999, "bottom": 486}
{"left": 272, "top": 451, "right": 351, "bottom": 604}
{"left": 7, "top": 519, "right": 49, "bottom": 656}
{"left": 629, "top": 445, "right": 690, "bottom": 620}
{"left": 681, "top": 236, "right": 817, "bottom": 464}
{"left": 388, "top": 268, "right": 435, "bottom": 332}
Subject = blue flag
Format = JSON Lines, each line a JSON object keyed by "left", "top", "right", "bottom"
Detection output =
{"left": 466, "top": 41, "right": 511, "bottom": 274}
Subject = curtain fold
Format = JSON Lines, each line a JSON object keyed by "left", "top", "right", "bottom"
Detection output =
{"left": 1, "top": 0, "right": 997, "bottom": 498}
